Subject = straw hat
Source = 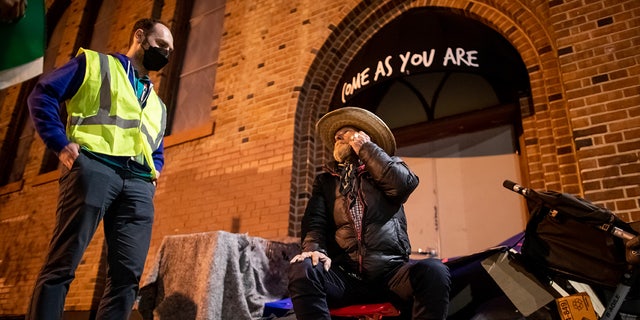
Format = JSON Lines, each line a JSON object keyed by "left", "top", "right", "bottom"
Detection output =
{"left": 316, "top": 107, "right": 396, "bottom": 156}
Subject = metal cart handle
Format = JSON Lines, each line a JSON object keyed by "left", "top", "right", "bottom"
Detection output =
{"left": 502, "top": 180, "right": 636, "bottom": 241}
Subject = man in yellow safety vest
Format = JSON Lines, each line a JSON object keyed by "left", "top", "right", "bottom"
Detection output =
{"left": 27, "top": 18, "right": 174, "bottom": 320}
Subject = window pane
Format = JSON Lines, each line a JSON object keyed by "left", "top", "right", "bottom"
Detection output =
{"left": 436, "top": 73, "right": 498, "bottom": 118}
{"left": 171, "top": 2, "right": 224, "bottom": 133}
{"left": 173, "top": 66, "right": 217, "bottom": 132}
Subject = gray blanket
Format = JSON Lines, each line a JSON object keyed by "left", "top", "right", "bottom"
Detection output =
{"left": 137, "top": 231, "right": 299, "bottom": 320}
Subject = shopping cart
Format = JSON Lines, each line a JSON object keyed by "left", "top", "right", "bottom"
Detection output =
{"left": 503, "top": 180, "right": 639, "bottom": 319}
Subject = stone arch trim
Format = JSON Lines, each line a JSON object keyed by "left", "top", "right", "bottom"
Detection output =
{"left": 289, "top": 0, "right": 578, "bottom": 236}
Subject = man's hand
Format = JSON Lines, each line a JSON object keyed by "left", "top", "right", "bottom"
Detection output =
{"left": 349, "top": 130, "right": 371, "bottom": 154}
{"left": 626, "top": 235, "right": 640, "bottom": 265}
{"left": 58, "top": 142, "right": 80, "bottom": 170}
{"left": 290, "top": 250, "right": 332, "bottom": 271}
{"left": 0, "top": 0, "right": 27, "bottom": 23}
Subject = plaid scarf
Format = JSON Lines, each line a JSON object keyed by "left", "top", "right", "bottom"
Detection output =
{"left": 339, "top": 162, "right": 365, "bottom": 239}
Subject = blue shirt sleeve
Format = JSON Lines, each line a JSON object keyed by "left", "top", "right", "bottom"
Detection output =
{"left": 153, "top": 139, "right": 165, "bottom": 172}
{"left": 28, "top": 54, "right": 86, "bottom": 153}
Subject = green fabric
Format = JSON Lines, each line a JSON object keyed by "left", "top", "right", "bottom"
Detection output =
{"left": 0, "top": 0, "right": 45, "bottom": 70}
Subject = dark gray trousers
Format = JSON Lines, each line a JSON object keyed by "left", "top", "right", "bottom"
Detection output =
{"left": 27, "top": 153, "right": 155, "bottom": 320}
{"left": 288, "top": 258, "right": 451, "bottom": 320}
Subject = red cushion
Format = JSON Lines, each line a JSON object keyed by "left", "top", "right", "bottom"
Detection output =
{"left": 330, "top": 302, "right": 400, "bottom": 317}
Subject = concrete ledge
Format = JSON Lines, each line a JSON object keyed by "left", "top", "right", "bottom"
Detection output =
{"left": 32, "top": 170, "right": 59, "bottom": 186}
{"left": 0, "top": 179, "right": 24, "bottom": 195}
{"left": 164, "top": 120, "right": 215, "bottom": 148}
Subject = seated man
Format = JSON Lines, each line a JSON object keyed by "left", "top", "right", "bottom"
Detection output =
{"left": 288, "top": 107, "right": 450, "bottom": 320}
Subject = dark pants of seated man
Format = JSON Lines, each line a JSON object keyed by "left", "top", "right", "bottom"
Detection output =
{"left": 288, "top": 258, "right": 451, "bottom": 320}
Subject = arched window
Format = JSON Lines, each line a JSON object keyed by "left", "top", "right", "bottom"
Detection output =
{"left": 332, "top": 8, "right": 529, "bottom": 147}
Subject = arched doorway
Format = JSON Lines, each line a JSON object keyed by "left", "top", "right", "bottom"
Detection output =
{"left": 329, "top": 8, "right": 530, "bottom": 257}
{"left": 290, "top": 1, "right": 569, "bottom": 259}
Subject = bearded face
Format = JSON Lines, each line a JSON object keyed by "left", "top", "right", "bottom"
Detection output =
{"left": 332, "top": 126, "right": 359, "bottom": 163}
{"left": 333, "top": 141, "right": 355, "bottom": 162}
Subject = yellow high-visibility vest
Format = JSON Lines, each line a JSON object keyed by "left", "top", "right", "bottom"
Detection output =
{"left": 66, "top": 48, "right": 166, "bottom": 178}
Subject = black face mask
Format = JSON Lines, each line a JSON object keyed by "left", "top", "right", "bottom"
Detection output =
{"left": 142, "top": 45, "right": 169, "bottom": 71}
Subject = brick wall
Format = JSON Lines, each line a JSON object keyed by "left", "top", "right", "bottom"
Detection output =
{"left": 551, "top": 0, "right": 640, "bottom": 222}
{"left": 0, "top": 0, "right": 638, "bottom": 316}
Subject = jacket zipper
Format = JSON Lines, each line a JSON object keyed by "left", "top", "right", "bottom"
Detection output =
{"left": 356, "top": 173, "right": 366, "bottom": 274}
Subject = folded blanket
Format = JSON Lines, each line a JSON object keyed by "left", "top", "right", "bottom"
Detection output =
{"left": 138, "top": 231, "right": 300, "bottom": 320}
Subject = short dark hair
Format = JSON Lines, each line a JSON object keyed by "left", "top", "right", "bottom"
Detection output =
{"left": 129, "top": 18, "right": 169, "bottom": 46}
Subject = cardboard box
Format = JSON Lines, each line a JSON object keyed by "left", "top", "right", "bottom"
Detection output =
{"left": 481, "top": 251, "right": 555, "bottom": 316}
{"left": 555, "top": 292, "right": 598, "bottom": 320}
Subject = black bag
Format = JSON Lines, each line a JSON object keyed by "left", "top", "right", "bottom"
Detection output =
{"left": 521, "top": 191, "right": 634, "bottom": 288}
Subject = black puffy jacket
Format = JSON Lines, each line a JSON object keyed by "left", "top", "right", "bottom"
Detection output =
{"left": 301, "top": 142, "right": 419, "bottom": 281}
